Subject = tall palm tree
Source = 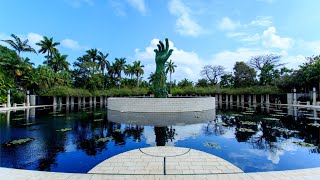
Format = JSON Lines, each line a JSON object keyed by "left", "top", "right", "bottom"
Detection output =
{"left": 133, "top": 61, "right": 144, "bottom": 87}
{"left": 36, "top": 36, "right": 60, "bottom": 64}
{"left": 124, "top": 64, "right": 135, "bottom": 79}
{"left": 97, "top": 51, "right": 109, "bottom": 75}
{"left": 46, "top": 52, "right": 69, "bottom": 73}
{"left": 114, "top": 58, "right": 126, "bottom": 87}
{"left": 97, "top": 51, "right": 109, "bottom": 90}
{"left": 165, "top": 59, "right": 177, "bottom": 93}
{"left": 1, "top": 34, "right": 37, "bottom": 57}
{"left": 86, "top": 49, "right": 99, "bottom": 73}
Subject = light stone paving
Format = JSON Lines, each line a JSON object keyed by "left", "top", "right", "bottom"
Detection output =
{"left": 1, "top": 147, "right": 320, "bottom": 179}
{"left": 88, "top": 147, "right": 243, "bottom": 175}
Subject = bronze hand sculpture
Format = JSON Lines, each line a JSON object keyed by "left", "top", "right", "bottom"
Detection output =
{"left": 153, "top": 38, "right": 173, "bottom": 98}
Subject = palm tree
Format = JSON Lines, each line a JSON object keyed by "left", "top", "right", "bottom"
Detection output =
{"left": 97, "top": 51, "right": 109, "bottom": 75}
{"left": 124, "top": 64, "right": 135, "bottom": 79}
{"left": 165, "top": 59, "right": 177, "bottom": 94}
{"left": 86, "top": 49, "right": 99, "bottom": 73}
{"left": 36, "top": 36, "right": 60, "bottom": 64}
{"left": 114, "top": 58, "right": 126, "bottom": 87}
{"left": 97, "top": 51, "right": 109, "bottom": 90}
{"left": 1, "top": 34, "right": 37, "bottom": 57}
{"left": 46, "top": 52, "right": 69, "bottom": 73}
{"left": 133, "top": 61, "right": 144, "bottom": 87}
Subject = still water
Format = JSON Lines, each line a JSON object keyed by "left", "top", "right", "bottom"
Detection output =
{"left": 0, "top": 103, "right": 320, "bottom": 173}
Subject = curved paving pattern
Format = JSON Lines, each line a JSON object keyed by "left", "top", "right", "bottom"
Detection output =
{"left": 88, "top": 146, "right": 243, "bottom": 175}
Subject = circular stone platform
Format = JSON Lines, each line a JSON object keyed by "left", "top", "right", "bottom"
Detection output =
{"left": 88, "top": 146, "right": 243, "bottom": 175}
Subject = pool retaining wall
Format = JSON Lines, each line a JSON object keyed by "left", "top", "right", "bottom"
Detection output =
{"left": 107, "top": 97, "right": 215, "bottom": 112}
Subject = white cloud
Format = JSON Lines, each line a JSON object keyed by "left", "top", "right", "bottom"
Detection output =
{"left": 250, "top": 16, "right": 273, "bottom": 27}
{"left": 134, "top": 38, "right": 204, "bottom": 82}
{"left": 227, "top": 32, "right": 260, "bottom": 44}
{"left": 298, "top": 40, "right": 320, "bottom": 54}
{"left": 168, "top": 0, "right": 205, "bottom": 37}
{"left": 61, "top": 38, "right": 87, "bottom": 50}
{"left": 218, "top": 17, "right": 241, "bottom": 31}
{"left": 210, "top": 48, "right": 271, "bottom": 72}
{"left": 261, "top": 27, "right": 294, "bottom": 50}
{"left": 26, "top": 32, "right": 43, "bottom": 51}
{"left": 126, "top": 0, "right": 146, "bottom": 14}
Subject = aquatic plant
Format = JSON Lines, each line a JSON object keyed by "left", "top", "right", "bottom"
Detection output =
{"left": 96, "top": 137, "right": 113, "bottom": 143}
{"left": 203, "top": 142, "right": 221, "bottom": 149}
{"left": 308, "top": 123, "right": 320, "bottom": 128}
{"left": 93, "top": 119, "right": 103, "bottom": 122}
{"left": 56, "top": 128, "right": 72, "bottom": 132}
{"left": 263, "top": 117, "right": 280, "bottom": 121}
{"left": 237, "top": 128, "right": 255, "bottom": 133}
{"left": 240, "top": 121, "right": 257, "bottom": 125}
{"left": 293, "top": 142, "right": 316, "bottom": 148}
{"left": 114, "top": 129, "right": 121, "bottom": 132}
{"left": 11, "top": 118, "right": 25, "bottom": 121}
{"left": 4, "top": 138, "right": 33, "bottom": 147}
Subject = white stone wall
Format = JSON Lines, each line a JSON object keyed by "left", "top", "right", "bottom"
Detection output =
{"left": 107, "top": 97, "right": 215, "bottom": 112}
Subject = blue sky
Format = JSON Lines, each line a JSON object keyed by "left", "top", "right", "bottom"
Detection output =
{"left": 1, "top": 0, "right": 320, "bottom": 82}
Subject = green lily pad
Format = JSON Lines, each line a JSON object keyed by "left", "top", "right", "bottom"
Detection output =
{"left": 240, "top": 121, "right": 257, "bottom": 125}
{"left": 308, "top": 123, "right": 320, "bottom": 128}
{"left": 11, "top": 118, "right": 25, "bottom": 121}
{"left": 93, "top": 119, "right": 104, "bottom": 122}
{"left": 52, "top": 114, "right": 65, "bottom": 117}
{"left": 114, "top": 129, "right": 121, "bottom": 132}
{"left": 94, "top": 113, "right": 103, "bottom": 116}
{"left": 263, "top": 117, "right": 280, "bottom": 121}
{"left": 96, "top": 137, "right": 113, "bottom": 143}
{"left": 293, "top": 142, "right": 316, "bottom": 148}
{"left": 56, "top": 128, "right": 72, "bottom": 132}
{"left": 4, "top": 138, "right": 34, "bottom": 147}
{"left": 203, "top": 142, "right": 221, "bottom": 149}
{"left": 231, "top": 114, "right": 243, "bottom": 117}
{"left": 237, "top": 128, "right": 255, "bottom": 133}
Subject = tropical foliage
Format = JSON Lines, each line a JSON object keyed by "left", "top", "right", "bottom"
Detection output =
{"left": 0, "top": 33, "right": 319, "bottom": 103}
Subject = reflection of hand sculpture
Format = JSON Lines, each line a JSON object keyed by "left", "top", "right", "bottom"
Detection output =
{"left": 153, "top": 38, "right": 173, "bottom": 98}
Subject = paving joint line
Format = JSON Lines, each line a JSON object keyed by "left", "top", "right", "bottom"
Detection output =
{"left": 139, "top": 148, "right": 191, "bottom": 157}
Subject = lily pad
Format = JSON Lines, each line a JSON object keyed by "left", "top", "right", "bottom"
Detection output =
{"left": 293, "top": 142, "right": 316, "bottom": 148}
{"left": 203, "top": 142, "right": 221, "bottom": 149}
{"left": 240, "top": 121, "right": 257, "bottom": 125}
{"left": 237, "top": 128, "right": 255, "bottom": 133}
{"left": 231, "top": 114, "right": 243, "bottom": 117}
{"left": 93, "top": 119, "right": 104, "bottom": 122}
{"left": 56, "top": 128, "right": 72, "bottom": 132}
{"left": 308, "top": 123, "right": 320, "bottom": 128}
{"left": 52, "top": 114, "right": 65, "bottom": 117}
{"left": 263, "top": 117, "right": 280, "bottom": 121}
{"left": 4, "top": 138, "right": 33, "bottom": 147}
{"left": 96, "top": 137, "right": 113, "bottom": 143}
{"left": 242, "top": 112, "right": 254, "bottom": 115}
{"left": 94, "top": 113, "right": 103, "bottom": 116}
{"left": 113, "top": 129, "right": 121, "bottom": 132}
{"left": 270, "top": 114, "right": 284, "bottom": 117}
{"left": 11, "top": 118, "right": 25, "bottom": 121}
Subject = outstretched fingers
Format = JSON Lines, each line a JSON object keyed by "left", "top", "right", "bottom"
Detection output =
{"left": 159, "top": 41, "right": 165, "bottom": 52}
{"left": 165, "top": 38, "right": 169, "bottom": 51}
{"left": 157, "top": 44, "right": 161, "bottom": 52}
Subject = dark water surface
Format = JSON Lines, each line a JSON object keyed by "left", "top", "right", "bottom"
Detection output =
{"left": 1, "top": 104, "right": 320, "bottom": 173}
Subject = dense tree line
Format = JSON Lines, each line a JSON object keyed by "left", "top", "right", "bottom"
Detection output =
{"left": 0, "top": 34, "right": 319, "bottom": 103}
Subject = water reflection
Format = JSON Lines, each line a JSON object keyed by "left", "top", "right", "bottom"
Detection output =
{"left": 0, "top": 104, "right": 319, "bottom": 173}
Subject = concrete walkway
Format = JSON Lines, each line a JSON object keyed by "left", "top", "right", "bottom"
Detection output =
{"left": 88, "top": 147, "right": 243, "bottom": 175}
{"left": 1, "top": 147, "right": 320, "bottom": 179}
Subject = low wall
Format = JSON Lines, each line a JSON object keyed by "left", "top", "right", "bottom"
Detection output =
{"left": 107, "top": 97, "right": 215, "bottom": 112}
{"left": 107, "top": 109, "right": 216, "bottom": 126}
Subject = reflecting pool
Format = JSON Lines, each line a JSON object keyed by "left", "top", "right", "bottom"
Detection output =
{"left": 0, "top": 103, "right": 320, "bottom": 173}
